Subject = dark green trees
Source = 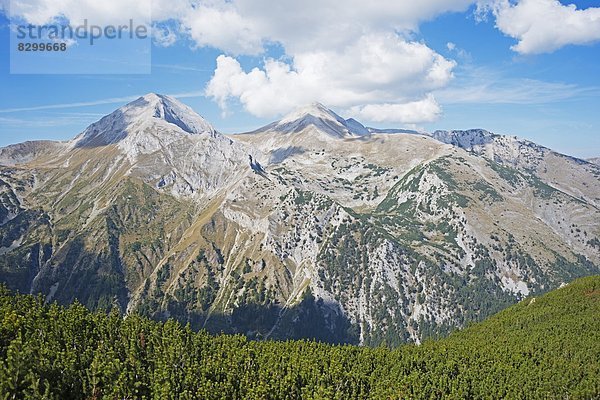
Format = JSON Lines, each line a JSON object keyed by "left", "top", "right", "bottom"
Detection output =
{"left": 1, "top": 276, "right": 599, "bottom": 399}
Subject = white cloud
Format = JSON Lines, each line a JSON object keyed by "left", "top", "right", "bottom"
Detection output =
{"left": 348, "top": 95, "right": 442, "bottom": 124}
{"left": 6, "top": 0, "right": 152, "bottom": 26}
{"left": 0, "top": 94, "right": 144, "bottom": 113}
{"left": 483, "top": 0, "right": 600, "bottom": 54}
{"left": 439, "top": 78, "right": 598, "bottom": 104}
{"left": 206, "top": 33, "right": 456, "bottom": 122}
{"left": 180, "top": 3, "right": 264, "bottom": 55}
{"left": 152, "top": 24, "right": 178, "bottom": 47}
{"left": 194, "top": 1, "right": 469, "bottom": 122}
{"left": 3, "top": 0, "right": 599, "bottom": 129}
{"left": 8, "top": 0, "right": 599, "bottom": 57}
{"left": 446, "top": 41, "right": 471, "bottom": 60}
{"left": 197, "top": 0, "right": 473, "bottom": 54}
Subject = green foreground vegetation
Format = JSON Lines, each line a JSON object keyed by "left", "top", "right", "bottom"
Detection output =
{"left": 1, "top": 276, "right": 599, "bottom": 399}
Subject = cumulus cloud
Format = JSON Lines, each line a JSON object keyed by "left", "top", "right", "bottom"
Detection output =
{"left": 6, "top": 0, "right": 153, "bottom": 26}
{"left": 205, "top": 34, "right": 456, "bottom": 122}
{"left": 179, "top": 3, "right": 264, "bottom": 55}
{"left": 197, "top": 0, "right": 470, "bottom": 124}
{"left": 481, "top": 0, "right": 600, "bottom": 54}
{"left": 191, "top": 0, "right": 473, "bottom": 54}
{"left": 7, "top": 0, "right": 599, "bottom": 56}
{"left": 188, "top": 0, "right": 472, "bottom": 123}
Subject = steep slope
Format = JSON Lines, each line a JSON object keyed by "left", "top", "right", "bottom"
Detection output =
{"left": 227, "top": 107, "right": 600, "bottom": 343}
{"left": 588, "top": 157, "right": 600, "bottom": 165}
{"left": 431, "top": 129, "right": 600, "bottom": 207}
{"left": 0, "top": 98, "right": 598, "bottom": 346}
{"left": 0, "top": 94, "right": 258, "bottom": 311}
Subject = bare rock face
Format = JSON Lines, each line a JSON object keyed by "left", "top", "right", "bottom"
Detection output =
{"left": 1, "top": 96, "right": 598, "bottom": 345}
{"left": 74, "top": 93, "right": 215, "bottom": 147}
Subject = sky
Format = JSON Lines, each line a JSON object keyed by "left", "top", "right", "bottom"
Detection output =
{"left": 0, "top": 0, "right": 599, "bottom": 158}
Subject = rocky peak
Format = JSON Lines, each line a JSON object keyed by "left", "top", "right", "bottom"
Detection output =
{"left": 265, "top": 103, "right": 370, "bottom": 138}
{"left": 279, "top": 102, "right": 340, "bottom": 124}
{"left": 74, "top": 93, "right": 215, "bottom": 147}
{"left": 430, "top": 129, "right": 497, "bottom": 150}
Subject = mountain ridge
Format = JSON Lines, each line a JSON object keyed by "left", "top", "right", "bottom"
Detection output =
{"left": 0, "top": 96, "right": 593, "bottom": 167}
{"left": 0, "top": 94, "right": 598, "bottom": 345}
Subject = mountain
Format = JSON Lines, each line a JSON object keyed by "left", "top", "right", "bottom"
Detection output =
{"left": 0, "top": 96, "right": 599, "bottom": 345}
{"left": 588, "top": 157, "right": 600, "bottom": 165}
{"left": 74, "top": 93, "right": 216, "bottom": 148}
{"left": 430, "top": 129, "right": 600, "bottom": 207}
{"left": 246, "top": 102, "right": 370, "bottom": 139}
{"left": 1, "top": 274, "right": 598, "bottom": 398}
{"left": 0, "top": 93, "right": 257, "bottom": 312}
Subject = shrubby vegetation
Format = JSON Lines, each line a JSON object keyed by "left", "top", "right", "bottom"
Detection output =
{"left": 1, "top": 276, "right": 599, "bottom": 399}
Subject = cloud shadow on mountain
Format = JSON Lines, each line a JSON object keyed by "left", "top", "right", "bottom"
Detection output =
{"left": 269, "top": 146, "right": 307, "bottom": 164}
{"left": 157, "top": 289, "right": 359, "bottom": 345}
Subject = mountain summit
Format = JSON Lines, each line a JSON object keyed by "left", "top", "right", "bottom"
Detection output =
{"left": 74, "top": 93, "right": 215, "bottom": 148}
{"left": 278, "top": 102, "right": 340, "bottom": 124}
{"left": 253, "top": 102, "right": 369, "bottom": 138}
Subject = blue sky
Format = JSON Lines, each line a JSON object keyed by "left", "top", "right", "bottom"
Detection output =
{"left": 0, "top": 0, "right": 599, "bottom": 158}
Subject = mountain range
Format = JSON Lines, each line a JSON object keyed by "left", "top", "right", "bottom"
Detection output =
{"left": 1, "top": 93, "right": 598, "bottom": 345}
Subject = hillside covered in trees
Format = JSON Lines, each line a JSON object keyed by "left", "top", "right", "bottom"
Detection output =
{"left": 1, "top": 275, "right": 599, "bottom": 399}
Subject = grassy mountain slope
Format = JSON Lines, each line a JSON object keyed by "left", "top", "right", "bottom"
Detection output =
{"left": 0, "top": 275, "right": 598, "bottom": 399}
